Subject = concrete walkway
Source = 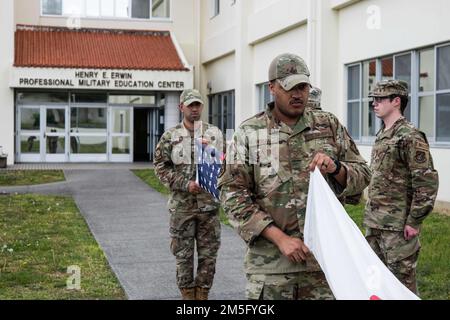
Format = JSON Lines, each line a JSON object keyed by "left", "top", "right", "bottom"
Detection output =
{"left": 0, "top": 169, "right": 246, "bottom": 300}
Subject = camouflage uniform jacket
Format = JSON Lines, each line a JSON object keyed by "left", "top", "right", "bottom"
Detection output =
{"left": 218, "top": 104, "right": 371, "bottom": 274}
{"left": 154, "top": 122, "right": 222, "bottom": 213}
{"left": 364, "top": 117, "right": 439, "bottom": 231}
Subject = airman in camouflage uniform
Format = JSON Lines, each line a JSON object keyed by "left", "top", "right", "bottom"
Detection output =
{"left": 218, "top": 53, "right": 371, "bottom": 300}
{"left": 154, "top": 89, "right": 222, "bottom": 300}
{"left": 364, "top": 80, "right": 439, "bottom": 295}
{"left": 306, "top": 86, "right": 322, "bottom": 111}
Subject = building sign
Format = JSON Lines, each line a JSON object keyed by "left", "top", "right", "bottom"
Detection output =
{"left": 10, "top": 67, "right": 193, "bottom": 91}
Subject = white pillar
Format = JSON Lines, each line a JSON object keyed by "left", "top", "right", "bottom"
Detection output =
{"left": 307, "top": 0, "right": 341, "bottom": 119}
{"left": 0, "top": 0, "right": 14, "bottom": 165}
{"left": 234, "top": 0, "right": 254, "bottom": 126}
{"left": 164, "top": 91, "right": 181, "bottom": 131}
{"left": 317, "top": 0, "right": 341, "bottom": 119}
{"left": 307, "top": 0, "right": 320, "bottom": 85}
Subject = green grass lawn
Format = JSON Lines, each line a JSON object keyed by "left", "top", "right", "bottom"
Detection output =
{"left": 345, "top": 203, "right": 449, "bottom": 300}
{"left": 0, "top": 194, "right": 126, "bottom": 300}
{"left": 132, "top": 169, "right": 169, "bottom": 195}
{"left": 134, "top": 169, "right": 449, "bottom": 300}
{"left": 0, "top": 170, "right": 65, "bottom": 186}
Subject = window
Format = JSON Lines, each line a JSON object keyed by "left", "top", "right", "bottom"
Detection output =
{"left": 132, "top": 0, "right": 150, "bottom": 18}
{"left": 419, "top": 48, "right": 435, "bottom": 138}
{"left": 257, "top": 82, "right": 273, "bottom": 112}
{"left": 86, "top": 0, "right": 100, "bottom": 16}
{"left": 347, "top": 55, "right": 405, "bottom": 142}
{"left": 115, "top": 0, "right": 130, "bottom": 18}
{"left": 394, "top": 53, "right": 412, "bottom": 121}
{"left": 17, "top": 92, "right": 68, "bottom": 104}
{"left": 70, "top": 107, "right": 107, "bottom": 131}
{"left": 437, "top": 94, "right": 450, "bottom": 142}
{"left": 438, "top": 45, "right": 450, "bottom": 90}
{"left": 347, "top": 43, "right": 450, "bottom": 145}
{"left": 211, "top": 0, "right": 220, "bottom": 18}
{"left": 208, "top": 91, "right": 235, "bottom": 133}
{"left": 152, "top": 0, "right": 170, "bottom": 19}
{"left": 41, "top": 0, "right": 170, "bottom": 19}
{"left": 108, "top": 94, "right": 156, "bottom": 105}
{"left": 100, "top": 0, "right": 115, "bottom": 16}
{"left": 347, "top": 64, "right": 361, "bottom": 140}
{"left": 381, "top": 56, "right": 393, "bottom": 82}
{"left": 63, "top": 0, "right": 83, "bottom": 15}
{"left": 42, "top": 0, "right": 62, "bottom": 15}
{"left": 71, "top": 92, "right": 107, "bottom": 103}
{"left": 437, "top": 45, "right": 450, "bottom": 142}
{"left": 362, "top": 60, "right": 377, "bottom": 137}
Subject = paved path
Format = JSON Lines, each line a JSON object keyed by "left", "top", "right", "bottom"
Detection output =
{"left": 0, "top": 169, "right": 246, "bottom": 300}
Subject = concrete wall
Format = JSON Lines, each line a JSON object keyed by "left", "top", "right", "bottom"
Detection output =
{"left": 165, "top": 92, "right": 181, "bottom": 131}
{"left": 431, "top": 148, "right": 450, "bottom": 204}
{"left": 338, "top": 0, "right": 450, "bottom": 64}
{"left": 200, "top": 0, "right": 237, "bottom": 44}
{"left": 248, "top": 0, "right": 308, "bottom": 46}
{"left": 0, "top": 0, "right": 15, "bottom": 165}
{"left": 200, "top": 0, "right": 310, "bottom": 124}
{"left": 252, "top": 26, "right": 308, "bottom": 86}
{"left": 203, "top": 53, "right": 235, "bottom": 94}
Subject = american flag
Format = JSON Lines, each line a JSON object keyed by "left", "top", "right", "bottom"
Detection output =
{"left": 196, "top": 141, "right": 223, "bottom": 200}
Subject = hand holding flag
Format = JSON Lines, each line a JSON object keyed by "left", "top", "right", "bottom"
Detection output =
{"left": 195, "top": 139, "right": 223, "bottom": 200}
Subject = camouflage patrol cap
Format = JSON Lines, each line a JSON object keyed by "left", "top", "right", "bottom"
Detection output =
{"left": 306, "top": 86, "right": 322, "bottom": 110}
{"left": 309, "top": 86, "right": 322, "bottom": 104}
{"left": 268, "top": 53, "right": 311, "bottom": 91}
{"left": 369, "top": 80, "right": 409, "bottom": 98}
{"left": 180, "top": 89, "right": 204, "bottom": 106}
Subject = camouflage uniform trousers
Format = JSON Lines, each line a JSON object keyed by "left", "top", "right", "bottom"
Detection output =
{"left": 169, "top": 209, "right": 221, "bottom": 290}
{"left": 246, "top": 271, "right": 334, "bottom": 300}
{"left": 366, "top": 228, "right": 421, "bottom": 294}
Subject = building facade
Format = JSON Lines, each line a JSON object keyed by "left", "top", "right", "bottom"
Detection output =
{"left": 0, "top": 0, "right": 449, "bottom": 208}
{"left": 2, "top": 0, "right": 199, "bottom": 164}
{"left": 198, "top": 0, "right": 450, "bottom": 209}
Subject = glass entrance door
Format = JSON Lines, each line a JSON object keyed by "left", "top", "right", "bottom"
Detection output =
{"left": 44, "top": 106, "right": 68, "bottom": 162}
{"left": 110, "top": 107, "right": 133, "bottom": 162}
{"left": 17, "top": 105, "right": 68, "bottom": 162}
{"left": 17, "top": 100, "right": 135, "bottom": 163}
{"left": 18, "top": 106, "right": 42, "bottom": 162}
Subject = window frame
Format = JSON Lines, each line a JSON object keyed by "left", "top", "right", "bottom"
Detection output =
{"left": 346, "top": 42, "right": 450, "bottom": 148}
{"left": 41, "top": 0, "right": 63, "bottom": 16}
{"left": 435, "top": 43, "right": 450, "bottom": 143}
{"left": 256, "top": 82, "right": 273, "bottom": 113}
{"left": 210, "top": 0, "right": 220, "bottom": 19}
{"left": 417, "top": 47, "right": 436, "bottom": 142}
{"left": 40, "top": 0, "right": 172, "bottom": 21}
{"left": 346, "top": 62, "right": 362, "bottom": 142}
{"left": 393, "top": 52, "right": 414, "bottom": 124}
{"left": 149, "top": 0, "right": 171, "bottom": 20}
{"left": 208, "top": 90, "right": 235, "bottom": 133}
